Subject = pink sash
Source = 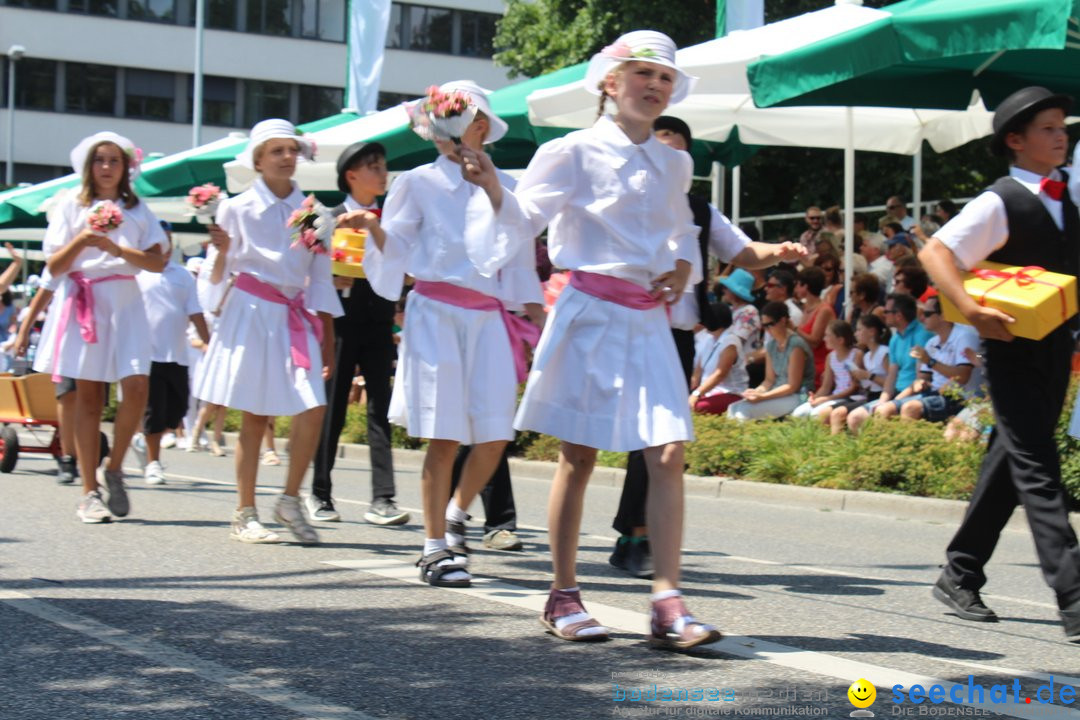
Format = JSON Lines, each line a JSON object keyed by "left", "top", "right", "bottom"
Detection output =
{"left": 412, "top": 280, "right": 540, "bottom": 383}
{"left": 235, "top": 272, "right": 323, "bottom": 371}
{"left": 569, "top": 270, "right": 665, "bottom": 310}
{"left": 52, "top": 272, "right": 134, "bottom": 381}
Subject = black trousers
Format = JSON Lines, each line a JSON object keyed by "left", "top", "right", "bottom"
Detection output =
{"left": 312, "top": 324, "right": 396, "bottom": 503}
{"left": 612, "top": 328, "right": 695, "bottom": 535}
{"left": 944, "top": 326, "right": 1080, "bottom": 609}
{"left": 449, "top": 445, "right": 517, "bottom": 533}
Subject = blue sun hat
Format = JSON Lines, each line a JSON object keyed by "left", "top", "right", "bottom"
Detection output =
{"left": 716, "top": 268, "right": 756, "bottom": 303}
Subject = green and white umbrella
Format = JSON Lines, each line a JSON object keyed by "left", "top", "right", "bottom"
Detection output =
{"left": 748, "top": 0, "right": 1080, "bottom": 110}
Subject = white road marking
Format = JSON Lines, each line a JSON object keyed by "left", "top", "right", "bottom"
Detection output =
{"left": 0, "top": 589, "right": 377, "bottom": 720}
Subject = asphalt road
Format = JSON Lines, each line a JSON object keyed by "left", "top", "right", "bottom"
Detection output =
{"left": 1, "top": 436, "right": 1078, "bottom": 720}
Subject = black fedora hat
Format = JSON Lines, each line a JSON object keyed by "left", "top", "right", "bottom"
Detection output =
{"left": 990, "top": 86, "right": 1073, "bottom": 157}
{"left": 336, "top": 141, "right": 386, "bottom": 193}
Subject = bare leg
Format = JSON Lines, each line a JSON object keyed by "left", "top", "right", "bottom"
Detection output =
{"left": 283, "top": 406, "right": 323, "bottom": 497}
{"left": 74, "top": 380, "right": 105, "bottom": 493}
{"left": 451, "top": 440, "right": 508, "bottom": 512}
{"left": 900, "top": 401, "right": 924, "bottom": 421}
{"left": 642, "top": 442, "right": 685, "bottom": 594}
{"left": 550, "top": 442, "right": 597, "bottom": 589}
{"left": 847, "top": 406, "right": 871, "bottom": 433}
{"left": 106, "top": 374, "right": 148, "bottom": 474}
{"left": 146, "top": 432, "right": 162, "bottom": 463}
{"left": 830, "top": 406, "right": 849, "bottom": 435}
{"left": 237, "top": 412, "right": 267, "bottom": 508}
{"left": 422, "top": 439, "right": 459, "bottom": 540}
{"left": 57, "top": 391, "right": 77, "bottom": 457}
{"left": 263, "top": 416, "right": 276, "bottom": 453}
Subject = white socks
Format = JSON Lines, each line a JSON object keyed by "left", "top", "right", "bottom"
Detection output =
{"left": 422, "top": 537, "right": 468, "bottom": 582}
{"left": 445, "top": 499, "right": 468, "bottom": 548}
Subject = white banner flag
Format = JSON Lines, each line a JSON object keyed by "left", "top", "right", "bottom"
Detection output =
{"left": 345, "top": 0, "right": 392, "bottom": 113}
{"left": 726, "top": 0, "right": 764, "bottom": 34}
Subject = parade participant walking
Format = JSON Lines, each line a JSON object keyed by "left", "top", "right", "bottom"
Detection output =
{"left": 461, "top": 31, "right": 756, "bottom": 649}
{"left": 360, "top": 81, "right": 543, "bottom": 586}
{"left": 308, "top": 140, "right": 407, "bottom": 526}
{"left": 196, "top": 119, "right": 343, "bottom": 544}
{"left": 35, "top": 131, "right": 167, "bottom": 523}
{"left": 920, "top": 87, "right": 1080, "bottom": 641}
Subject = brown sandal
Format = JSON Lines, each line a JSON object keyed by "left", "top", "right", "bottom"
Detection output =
{"left": 540, "top": 588, "right": 610, "bottom": 642}
{"left": 648, "top": 595, "right": 721, "bottom": 651}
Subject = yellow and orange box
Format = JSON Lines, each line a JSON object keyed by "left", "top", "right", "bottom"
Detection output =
{"left": 940, "top": 261, "right": 1077, "bottom": 341}
{"left": 330, "top": 228, "right": 367, "bottom": 278}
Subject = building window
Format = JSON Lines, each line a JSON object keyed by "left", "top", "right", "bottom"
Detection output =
{"left": 68, "top": 0, "right": 118, "bottom": 16}
{"left": 297, "top": 84, "right": 342, "bottom": 124}
{"left": 14, "top": 58, "right": 57, "bottom": 111}
{"left": 459, "top": 10, "right": 496, "bottom": 58}
{"left": 1, "top": 0, "right": 57, "bottom": 8}
{"left": 376, "top": 91, "right": 412, "bottom": 111}
{"left": 407, "top": 5, "right": 452, "bottom": 53}
{"left": 244, "top": 80, "right": 290, "bottom": 127}
{"left": 125, "top": 69, "right": 174, "bottom": 120}
{"left": 129, "top": 0, "right": 176, "bottom": 21}
{"left": 386, "top": 3, "right": 403, "bottom": 48}
{"left": 188, "top": 75, "right": 237, "bottom": 126}
{"left": 301, "top": 0, "right": 345, "bottom": 41}
{"left": 206, "top": 0, "right": 237, "bottom": 29}
{"left": 66, "top": 63, "right": 116, "bottom": 115}
{"left": 247, "top": 0, "right": 293, "bottom": 36}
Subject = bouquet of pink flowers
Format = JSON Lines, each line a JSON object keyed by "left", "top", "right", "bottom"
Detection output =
{"left": 406, "top": 86, "right": 476, "bottom": 144}
{"left": 87, "top": 200, "right": 124, "bottom": 234}
{"left": 186, "top": 183, "right": 223, "bottom": 224}
{"left": 285, "top": 194, "right": 334, "bottom": 255}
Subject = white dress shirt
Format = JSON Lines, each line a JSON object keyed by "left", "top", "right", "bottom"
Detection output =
{"left": 937, "top": 166, "right": 1069, "bottom": 270}
{"left": 44, "top": 195, "right": 166, "bottom": 277}
{"left": 212, "top": 178, "right": 342, "bottom": 317}
{"left": 137, "top": 261, "right": 203, "bottom": 364}
{"left": 495, "top": 115, "right": 702, "bottom": 290}
{"left": 670, "top": 203, "right": 752, "bottom": 330}
{"left": 365, "top": 155, "right": 542, "bottom": 309}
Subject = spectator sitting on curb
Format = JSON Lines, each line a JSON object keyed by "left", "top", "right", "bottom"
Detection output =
{"left": 900, "top": 296, "right": 980, "bottom": 423}
{"left": 727, "top": 301, "right": 814, "bottom": 421}
{"left": 791, "top": 319, "right": 859, "bottom": 422}
{"left": 690, "top": 303, "right": 748, "bottom": 415}
{"left": 944, "top": 348, "right": 992, "bottom": 442}
{"left": 827, "top": 314, "right": 890, "bottom": 435}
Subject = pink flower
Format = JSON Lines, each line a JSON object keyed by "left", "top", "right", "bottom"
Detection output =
{"left": 603, "top": 41, "right": 634, "bottom": 59}
{"left": 87, "top": 200, "right": 124, "bottom": 234}
{"left": 301, "top": 194, "right": 316, "bottom": 210}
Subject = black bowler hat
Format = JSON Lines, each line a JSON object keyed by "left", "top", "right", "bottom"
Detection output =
{"left": 335, "top": 141, "right": 386, "bottom": 193}
{"left": 990, "top": 86, "right": 1073, "bottom": 157}
{"left": 653, "top": 115, "right": 693, "bottom": 149}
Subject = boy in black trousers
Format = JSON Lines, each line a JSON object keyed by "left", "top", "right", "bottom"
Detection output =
{"left": 920, "top": 86, "right": 1080, "bottom": 642}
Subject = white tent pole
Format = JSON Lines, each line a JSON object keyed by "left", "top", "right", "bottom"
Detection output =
{"left": 711, "top": 161, "right": 725, "bottom": 215}
{"left": 912, "top": 145, "right": 923, "bottom": 222}
{"left": 732, "top": 165, "right": 742, "bottom": 225}
{"left": 844, "top": 106, "right": 855, "bottom": 316}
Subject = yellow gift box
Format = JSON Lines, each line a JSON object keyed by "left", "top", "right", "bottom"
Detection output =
{"left": 330, "top": 228, "right": 366, "bottom": 278}
{"left": 939, "top": 261, "right": 1077, "bottom": 341}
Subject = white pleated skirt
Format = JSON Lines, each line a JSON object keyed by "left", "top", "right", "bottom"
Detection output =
{"left": 389, "top": 291, "right": 517, "bottom": 445}
{"left": 514, "top": 285, "right": 693, "bottom": 452}
{"left": 193, "top": 285, "right": 325, "bottom": 416}
{"left": 33, "top": 276, "right": 150, "bottom": 382}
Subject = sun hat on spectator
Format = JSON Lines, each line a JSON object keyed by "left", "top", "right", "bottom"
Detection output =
{"left": 716, "top": 268, "right": 756, "bottom": 303}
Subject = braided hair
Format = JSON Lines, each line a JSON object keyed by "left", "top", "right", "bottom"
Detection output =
{"left": 596, "top": 80, "right": 609, "bottom": 120}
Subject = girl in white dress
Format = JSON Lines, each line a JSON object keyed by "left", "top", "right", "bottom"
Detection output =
{"left": 461, "top": 31, "right": 775, "bottom": 649}
{"left": 37, "top": 132, "right": 167, "bottom": 523}
{"left": 198, "top": 119, "right": 343, "bottom": 544}
{"left": 360, "top": 81, "right": 544, "bottom": 587}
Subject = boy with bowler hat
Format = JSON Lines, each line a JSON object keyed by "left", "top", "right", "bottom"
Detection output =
{"left": 307, "top": 140, "right": 408, "bottom": 525}
{"left": 920, "top": 86, "right": 1080, "bottom": 641}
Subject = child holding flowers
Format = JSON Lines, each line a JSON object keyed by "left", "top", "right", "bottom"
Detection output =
{"left": 35, "top": 131, "right": 168, "bottom": 523}
{"left": 196, "top": 119, "right": 342, "bottom": 545}
{"left": 358, "top": 81, "right": 544, "bottom": 587}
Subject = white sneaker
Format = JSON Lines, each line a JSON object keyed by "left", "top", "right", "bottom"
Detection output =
{"left": 176, "top": 437, "right": 190, "bottom": 451}
{"left": 230, "top": 507, "right": 280, "bottom": 543}
{"left": 274, "top": 494, "right": 319, "bottom": 544}
{"left": 144, "top": 460, "right": 166, "bottom": 486}
{"left": 161, "top": 432, "right": 177, "bottom": 449}
{"left": 304, "top": 495, "right": 341, "bottom": 522}
{"left": 130, "top": 433, "right": 148, "bottom": 469}
{"left": 77, "top": 490, "right": 112, "bottom": 524}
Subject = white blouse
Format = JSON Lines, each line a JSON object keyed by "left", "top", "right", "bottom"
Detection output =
{"left": 495, "top": 115, "right": 702, "bottom": 290}
{"left": 365, "top": 155, "right": 542, "bottom": 309}
{"left": 211, "top": 178, "right": 342, "bottom": 317}
{"left": 43, "top": 194, "right": 166, "bottom": 277}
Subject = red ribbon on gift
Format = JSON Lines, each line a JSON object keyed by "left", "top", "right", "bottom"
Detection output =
{"left": 971, "top": 265, "right": 1068, "bottom": 320}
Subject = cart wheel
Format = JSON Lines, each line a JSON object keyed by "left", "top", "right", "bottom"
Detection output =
{"left": 99, "top": 432, "right": 110, "bottom": 468}
{"left": 0, "top": 426, "right": 19, "bottom": 474}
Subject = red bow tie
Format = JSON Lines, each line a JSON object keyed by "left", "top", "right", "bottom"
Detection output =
{"left": 1040, "top": 177, "right": 1066, "bottom": 201}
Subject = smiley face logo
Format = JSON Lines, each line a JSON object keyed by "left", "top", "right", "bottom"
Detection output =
{"left": 848, "top": 679, "right": 877, "bottom": 709}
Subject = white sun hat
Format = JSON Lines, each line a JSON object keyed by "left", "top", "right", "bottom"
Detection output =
{"left": 235, "top": 118, "right": 316, "bottom": 170}
{"left": 70, "top": 131, "right": 144, "bottom": 180}
{"left": 583, "top": 30, "right": 697, "bottom": 105}
{"left": 409, "top": 80, "right": 509, "bottom": 144}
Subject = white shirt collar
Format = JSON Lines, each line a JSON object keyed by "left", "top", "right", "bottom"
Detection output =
{"left": 1009, "top": 165, "right": 1062, "bottom": 196}
{"left": 252, "top": 177, "right": 303, "bottom": 212}
{"left": 593, "top": 114, "right": 670, "bottom": 170}
{"left": 343, "top": 195, "right": 379, "bottom": 212}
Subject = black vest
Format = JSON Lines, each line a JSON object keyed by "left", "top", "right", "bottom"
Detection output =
{"left": 688, "top": 194, "right": 718, "bottom": 331}
{"left": 331, "top": 203, "right": 396, "bottom": 327}
{"left": 988, "top": 173, "right": 1080, "bottom": 326}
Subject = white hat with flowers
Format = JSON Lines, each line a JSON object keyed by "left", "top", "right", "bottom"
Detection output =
{"left": 70, "top": 131, "right": 144, "bottom": 180}
{"left": 236, "top": 118, "right": 316, "bottom": 170}
{"left": 584, "top": 30, "right": 697, "bottom": 105}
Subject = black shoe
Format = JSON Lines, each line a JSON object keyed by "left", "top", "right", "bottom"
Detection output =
{"left": 610, "top": 536, "right": 631, "bottom": 570}
{"left": 56, "top": 455, "right": 76, "bottom": 485}
{"left": 932, "top": 573, "right": 998, "bottom": 622}
{"left": 625, "top": 537, "right": 653, "bottom": 579}
{"left": 1060, "top": 599, "right": 1080, "bottom": 643}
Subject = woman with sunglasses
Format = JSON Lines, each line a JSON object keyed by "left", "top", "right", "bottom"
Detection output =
{"left": 727, "top": 301, "right": 815, "bottom": 421}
